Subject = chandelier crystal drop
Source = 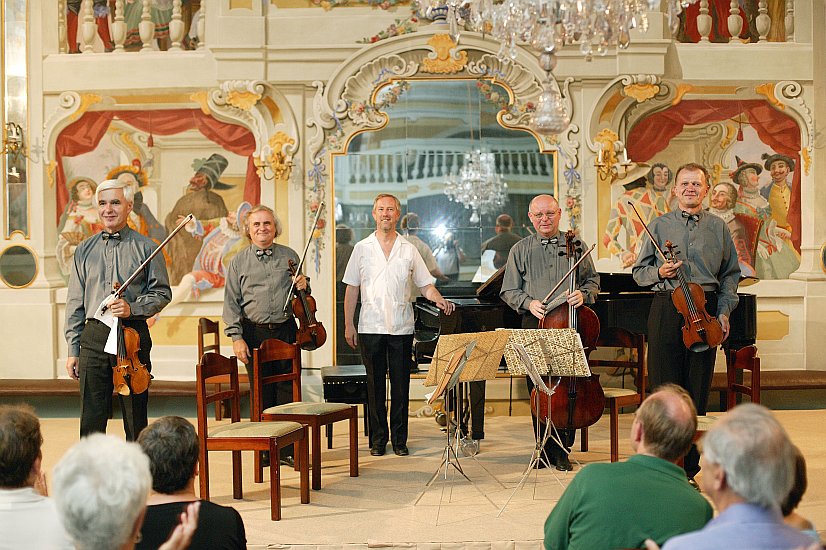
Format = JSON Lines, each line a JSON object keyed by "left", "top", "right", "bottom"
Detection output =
{"left": 444, "top": 150, "right": 509, "bottom": 221}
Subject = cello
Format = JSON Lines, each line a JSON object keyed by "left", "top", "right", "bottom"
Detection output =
{"left": 627, "top": 201, "right": 724, "bottom": 352}
{"left": 531, "top": 230, "right": 604, "bottom": 431}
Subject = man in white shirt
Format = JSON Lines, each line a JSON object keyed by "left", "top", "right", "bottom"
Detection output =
{"left": 343, "top": 194, "right": 454, "bottom": 456}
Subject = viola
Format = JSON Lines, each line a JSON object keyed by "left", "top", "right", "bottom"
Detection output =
{"left": 288, "top": 259, "right": 327, "bottom": 351}
{"left": 531, "top": 230, "right": 604, "bottom": 431}
{"left": 113, "top": 326, "right": 151, "bottom": 396}
{"left": 664, "top": 241, "right": 724, "bottom": 352}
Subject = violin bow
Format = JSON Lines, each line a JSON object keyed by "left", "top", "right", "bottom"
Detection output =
{"left": 626, "top": 201, "right": 670, "bottom": 264}
{"left": 540, "top": 243, "right": 595, "bottom": 306}
{"left": 283, "top": 201, "right": 325, "bottom": 314}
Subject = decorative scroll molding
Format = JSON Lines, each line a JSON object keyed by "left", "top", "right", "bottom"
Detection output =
{"left": 622, "top": 76, "right": 661, "bottom": 103}
{"left": 772, "top": 80, "right": 814, "bottom": 175}
{"left": 421, "top": 34, "right": 468, "bottom": 74}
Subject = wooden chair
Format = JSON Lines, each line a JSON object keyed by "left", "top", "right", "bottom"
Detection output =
{"left": 197, "top": 318, "right": 249, "bottom": 420}
{"left": 252, "top": 338, "right": 359, "bottom": 491}
{"left": 195, "top": 352, "right": 310, "bottom": 521}
{"left": 583, "top": 327, "right": 647, "bottom": 462}
{"left": 725, "top": 344, "right": 760, "bottom": 409}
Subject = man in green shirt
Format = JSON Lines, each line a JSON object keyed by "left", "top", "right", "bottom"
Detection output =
{"left": 543, "top": 385, "right": 712, "bottom": 550}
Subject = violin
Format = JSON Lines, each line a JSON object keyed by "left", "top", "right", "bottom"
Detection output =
{"left": 531, "top": 230, "right": 604, "bottom": 431}
{"left": 664, "top": 240, "right": 724, "bottom": 352}
{"left": 288, "top": 259, "right": 327, "bottom": 351}
{"left": 113, "top": 325, "right": 151, "bottom": 396}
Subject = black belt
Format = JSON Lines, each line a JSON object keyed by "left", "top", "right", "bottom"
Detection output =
{"left": 242, "top": 318, "right": 289, "bottom": 330}
{"left": 86, "top": 318, "right": 148, "bottom": 329}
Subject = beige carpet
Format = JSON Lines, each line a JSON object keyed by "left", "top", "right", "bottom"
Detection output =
{"left": 37, "top": 410, "right": 826, "bottom": 549}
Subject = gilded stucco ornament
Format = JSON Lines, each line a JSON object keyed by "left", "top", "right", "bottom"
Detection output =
{"left": 421, "top": 34, "right": 468, "bottom": 74}
{"left": 623, "top": 82, "right": 660, "bottom": 103}
{"left": 264, "top": 131, "right": 297, "bottom": 181}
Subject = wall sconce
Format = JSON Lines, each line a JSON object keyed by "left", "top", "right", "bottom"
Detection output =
{"left": 2, "top": 122, "right": 24, "bottom": 157}
{"left": 595, "top": 140, "right": 633, "bottom": 180}
{"left": 256, "top": 132, "right": 297, "bottom": 181}
{"left": 255, "top": 156, "right": 294, "bottom": 182}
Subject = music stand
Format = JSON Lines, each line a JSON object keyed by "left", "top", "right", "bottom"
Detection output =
{"left": 415, "top": 341, "right": 497, "bottom": 521}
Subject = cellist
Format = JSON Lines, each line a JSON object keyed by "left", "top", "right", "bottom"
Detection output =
{"left": 501, "top": 194, "right": 600, "bottom": 471}
{"left": 223, "top": 204, "right": 308, "bottom": 468}
{"left": 65, "top": 179, "right": 172, "bottom": 441}
{"left": 632, "top": 163, "right": 740, "bottom": 486}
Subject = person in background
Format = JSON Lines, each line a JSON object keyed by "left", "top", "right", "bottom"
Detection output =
{"left": 781, "top": 445, "right": 819, "bottom": 543}
{"left": 481, "top": 213, "right": 522, "bottom": 270}
{"left": 544, "top": 385, "right": 712, "bottom": 550}
{"left": 137, "top": 416, "right": 245, "bottom": 550}
{"left": 433, "top": 231, "right": 466, "bottom": 282}
{"left": 659, "top": 404, "right": 813, "bottom": 550}
{"left": 0, "top": 404, "right": 73, "bottom": 550}
{"left": 401, "top": 213, "right": 450, "bottom": 283}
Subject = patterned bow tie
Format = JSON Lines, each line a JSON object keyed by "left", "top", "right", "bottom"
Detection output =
{"left": 101, "top": 231, "right": 121, "bottom": 241}
{"left": 681, "top": 211, "right": 700, "bottom": 223}
{"left": 255, "top": 248, "right": 273, "bottom": 259}
{"left": 540, "top": 237, "right": 558, "bottom": 246}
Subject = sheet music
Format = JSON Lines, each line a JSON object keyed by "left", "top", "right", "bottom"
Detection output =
{"left": 503, "top": 328, "right": 591, "bottom": 377}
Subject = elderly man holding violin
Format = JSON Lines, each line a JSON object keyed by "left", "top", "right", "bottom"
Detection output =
{"left": 632, "top": 162, "right": 740, "bottom": 486}
{"left": 223, "top": 204, "right": 310, "bottom": 467}
{"left": 501, "top": 194, "right": 600, "bottom": 472}
{"left": 65, "top": 178, "right": 172, "bottom": 441}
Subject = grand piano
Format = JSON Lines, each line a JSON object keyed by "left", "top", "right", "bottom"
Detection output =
{"left": 414, "top": 272, "right": 757, "bottom": 365}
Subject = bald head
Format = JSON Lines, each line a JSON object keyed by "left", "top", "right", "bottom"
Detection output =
{"left": 635, "top": 384, "right": 697, "bottom": 462}
{"left": 528, "top": 195, "right": 561, "bottom": 238}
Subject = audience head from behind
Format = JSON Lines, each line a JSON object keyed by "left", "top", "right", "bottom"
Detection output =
{"left": 633, "top": 383, "right": 698, "bottom": 462}
{"left": 0, "top": 404, "right": 43, "bottom": 488}
{"left": 137, "top": 415, "right": 198, "bottom": 494}
{"left": 700, "top": 403, "right": 794, "bottom": 511}
{"left": 52, "top": 433, "right": 151, "bottom": 550}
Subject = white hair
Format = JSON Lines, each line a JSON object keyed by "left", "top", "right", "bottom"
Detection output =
{"left": 52, "top": 434, "right": 151, "bottom": 550}
{"left": 702, "top": 403, "right": 795, "bottom": 510}
{"left": 95, "top": 178, "right": 135, "bottom": 205}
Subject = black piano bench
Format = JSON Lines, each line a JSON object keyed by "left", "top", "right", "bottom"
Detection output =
{"left": 321, "top": 365, "right": 370, "bottom": 448}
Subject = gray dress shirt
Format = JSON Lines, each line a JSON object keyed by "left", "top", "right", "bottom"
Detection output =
{"left": 223, "top": 244, "right": 301, "bottom": 341}
{"left": 632, "top": 209, "right": 740, "bottom": 317}
{"left": 501, "top": 232, "right": 600, "bottom": 315}
{"left": 65, "top": 227, "right": 172, "bottom": 357}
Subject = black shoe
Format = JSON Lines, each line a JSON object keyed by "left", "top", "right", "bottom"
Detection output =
{"left": 370, "top": 443, "right": 386, "bottom": 456}
{"left": 393, "top": 444, "right": 409, "bottom": 456}
{"left": 535, "top": 459, "right": 549, "bottom": 469}
{"left": 554, "top": 452, "right": 573, "bottom": 471}
{"left": 279, "top": 456, "right": 295, "bottom": 468}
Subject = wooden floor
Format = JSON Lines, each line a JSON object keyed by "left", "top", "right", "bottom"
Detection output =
{"left": 31, "top": 409, "right": 826, "bottom": 549}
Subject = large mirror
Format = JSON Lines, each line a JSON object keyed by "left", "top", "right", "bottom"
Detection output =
{"left": 332, "top": 79, "right": 557, "bottom": 364}
{"left": 3, "top": 0, "right": 28, "bottom": 238}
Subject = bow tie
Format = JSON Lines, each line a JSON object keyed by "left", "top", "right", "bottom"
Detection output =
{"left": 101, "top": 231, "right": 121, "bottom": 241}
{"left": 540, "top": 237, "right": 558, "bottom": 246}
{"left": 256, "top": 248, "right": 273, "bottom": 259}
{"left": 681, "top": 211, "right": 700, "bottom": 223}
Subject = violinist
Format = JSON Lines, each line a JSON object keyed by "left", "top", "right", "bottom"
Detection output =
{"left": 223, "top": 205, "right": 307, "bottom": 467}
{"left": 501, "top": 194, "right": 600, "bottom": 471}
{"left": 65, "top": 179, "right": 171, "bottom": 441}
{"left": 632, "top": 163, "right": 740, "bottom": 485}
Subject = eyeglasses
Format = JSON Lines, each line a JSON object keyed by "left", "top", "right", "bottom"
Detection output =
{"left": 530, "top": 211, "right": 558, "bottom": 220}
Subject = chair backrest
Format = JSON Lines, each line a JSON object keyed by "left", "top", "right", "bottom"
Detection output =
{"left": 589, "top": 327, "right": 647, "bottom": 399}
{"left": 196, "top": 352, "right": 242, "bottom": 433}
{"left": 198, "top": 318, "right": 221, "bottom": 358}
{"left": 726, "top": 344, "right": 760, "bottom": 408}
{"left": 251, "top": 339, "right": 302, "bottom": 420}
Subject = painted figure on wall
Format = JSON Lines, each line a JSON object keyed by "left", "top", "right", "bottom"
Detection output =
{"left": 708, "top": 181, "right": 758, "bottom": 278}
{"left": 169, "top": 201, "right": 251, "bottom": 306}
{"left": 164, "top": 154, "right": 232, "bottom": 285}
{"left": 731, "top": 157, "right": 800, "bottom": 279}
{"left": 108, "top": 161, "right": 168, "bottom": 245}
{"left": 603, "top": 162, "right": 674, "bottom": 268}
{"left": 56, "top": 177, "right": 102, "bottom": 278}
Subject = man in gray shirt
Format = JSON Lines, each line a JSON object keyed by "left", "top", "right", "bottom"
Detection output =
{"left": 633, "top": 162, "right": 740, "bottom": 483}
{"left": 65, "top": 179, "right": 171, "bottom": 441}
{"left": 223, "top": 204, "right": 307, "bottom": 464}
{"left": 501, "top": 194, "right": 600, "bottom": 471}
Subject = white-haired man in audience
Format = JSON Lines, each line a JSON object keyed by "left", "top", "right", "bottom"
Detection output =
{"left": 659, "top": 403, "right": 814, "bottom": 550}
{"left": 544, "top": 385, "right": 712, "bottom": 550}
{"left": 0, "top": 404, "right": 73, "bottom": 549}
{"left": 52, "top": 433, "right": 198, "bottom": 550}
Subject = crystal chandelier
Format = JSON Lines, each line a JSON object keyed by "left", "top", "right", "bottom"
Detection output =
{"left": 444, "top": 150, "right": 509, "bottom": 224}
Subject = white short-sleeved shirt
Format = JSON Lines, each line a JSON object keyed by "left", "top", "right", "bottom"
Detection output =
{"left": 342, "top": 232, "right": 435, "bottom": 335}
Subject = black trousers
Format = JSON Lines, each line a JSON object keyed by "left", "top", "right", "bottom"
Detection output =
{"left": 359, "top": 333, "right": 412, "bottom": 448}
{"left": 79, "top": 319, "right": 150, "bottom": 441}
{"left": 241, "top": 318, "right": 297, "bottom": 458}
{"left": 522, "top": 315, "right": 573, "bottom": 460}
{"left": 647, "top": 291, "right": 719, "bottom": 477}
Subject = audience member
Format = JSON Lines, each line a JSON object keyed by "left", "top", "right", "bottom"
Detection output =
{"left": 0, "top": 404, "right": 73, "bottom": 550}
{"left": 136, "top": 416, "right": 246, "bottom": 549}
{"left": 52, "top": 433, "right": 199, "bottom": 550}
{"left": 781, "top": 445, "right": 819, "bottom": 543}
{"left": 481, "top": 213, "right": 522, "bottom": 269}
{"left": 660, "top": 403, "right": 813, "bottom": 550}
{"left": 543, "top": 385, "right": 712, "bottom": 550}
